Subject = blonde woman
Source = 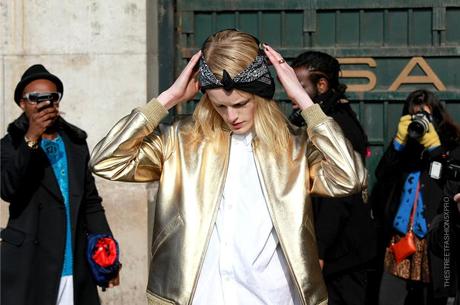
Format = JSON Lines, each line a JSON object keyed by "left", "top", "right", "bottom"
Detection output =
{"left": 90, "top": 29, "right": 367, "bottom": 305}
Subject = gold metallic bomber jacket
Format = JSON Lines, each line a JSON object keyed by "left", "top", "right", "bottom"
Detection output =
{"left": 90, "top": 99, "right": 367, "bottom": 305}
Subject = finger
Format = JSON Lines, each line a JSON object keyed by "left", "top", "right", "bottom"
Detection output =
{"left": 34, "top": 109, "right": 58, "bottom": 123}
{"left": 190, "top": 50, "right": 202, "bottom": 65}
{"left": 36, "top": 101, "right": 52, "bottom": 112}
{"left": 174, "top": 51, "right": 202, "bottom": 87}
{"left": 110, "top": 275, "right": 120, "bottom": 286}
{"left": 182, "top": 51, "right": 202, "bottom": 76}
{"left": 192, "top": 68, "right": 200, "bottom": 80}
{"left": 36, "top": 108, "right": 59, "bottom": 120}
{"left": 40, "top": 119, "right": 56, "bottom": 130}
{"left": 400, "top": 115, "right": 412, "bottom": 121}
{"left": 37, "top": 105, "right": 58, "bottom": 114}
{"left": 187, "top": 76, "right": 200, "bottom": 92}
{"left": 263, "top": 44, "right": 285, "bottom": 67}
{"left": 262, "top": 44, "right": 279, "bottom": 66}
{"left": 263, "top": 44, "right": 282, "bottom": 60}
{"left": 30, "top": 112, "right": 48, "bottom": 125}
{"left": 263, "top": 44, "right": 292, "bottom": 83}
{"left": 38, "top": 111, "right": 59, "bottom": 125}
{"left": 195, "top": 76, "right": 201, "bottom": 91}
{"left": 454, "top": 193, "right": 460, "bottom": 203}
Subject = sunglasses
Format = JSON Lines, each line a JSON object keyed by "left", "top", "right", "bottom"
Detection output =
{"left": 22, "top": 92, "right": 62, "bottom": 104}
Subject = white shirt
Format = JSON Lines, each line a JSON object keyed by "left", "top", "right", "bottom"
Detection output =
{"left": 192, "top": 132, "right": 300, "bottom": 305}
{"left": 56, "top": 275, "right": 74, "bottom": 305}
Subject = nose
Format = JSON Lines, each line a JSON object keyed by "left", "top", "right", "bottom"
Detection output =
{"left": 227, "top": 108, "right": 238, "bottom": 123}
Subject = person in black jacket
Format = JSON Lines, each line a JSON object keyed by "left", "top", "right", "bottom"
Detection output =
{"left": 1, "top": 64, "right": 119, "bottom": 305}
{"left": 371, "top": 89, "right": 460, "bottom": 305}
{"left": 290, "top": 51, "right": 377, "bottom": 305}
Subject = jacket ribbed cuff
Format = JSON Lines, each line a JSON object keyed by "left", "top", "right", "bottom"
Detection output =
{"left": 137, "top": 98, "right": 169, "bottom": 129}
{"left": 300, "top": 104, "right": 328, "bottom": 127}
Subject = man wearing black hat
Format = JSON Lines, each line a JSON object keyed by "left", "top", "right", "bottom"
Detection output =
{"left": 1, "top": 64, "right": 119, "bottom": 305}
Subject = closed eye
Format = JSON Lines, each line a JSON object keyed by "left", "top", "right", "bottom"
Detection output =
{"left": 234, "top": 101, "right": 248, "bottom": 108}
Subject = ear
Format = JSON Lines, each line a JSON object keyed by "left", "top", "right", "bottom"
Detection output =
{"left": 317, "top": 78, "right": 329, "bottom": 95}
{"left": 19, "top": 100, "right": 26, "bottom": 111}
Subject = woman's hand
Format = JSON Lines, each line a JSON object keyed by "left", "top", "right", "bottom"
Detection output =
{"left": 394, "top": 115, "right": 411, "bottom": 145}
{"left": 419, "top": 123, "right": 441, "bottom": 148}
{"left": 263, "top": 44, "right": 313, "bottom": 110}
{"left": 157, "top": 51, "right": 201, "bottom": 110}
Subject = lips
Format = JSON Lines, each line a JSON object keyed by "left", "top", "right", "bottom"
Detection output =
{"left": 231, "top": 122, "right": 244, "bottom": 129}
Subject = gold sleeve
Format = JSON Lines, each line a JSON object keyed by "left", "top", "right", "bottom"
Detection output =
{"left": 90, "top": 99, "right": 169, "bottom": 182}
{"left": 301, "top": 104, "right": 368, "bottom": 198}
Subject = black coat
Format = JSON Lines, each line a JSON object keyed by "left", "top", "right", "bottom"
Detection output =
{"left": 311, "top": 94, "right": 377, "bottom": 276}
{"left": 1, "top": 114, "right": 112, "bottom": 305}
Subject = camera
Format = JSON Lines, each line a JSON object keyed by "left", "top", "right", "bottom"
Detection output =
{"left": 429, "top": 158, "right": 460, "bottom": 181}
{"left": 408, "top": 111, "right": 432, "bottom": 139}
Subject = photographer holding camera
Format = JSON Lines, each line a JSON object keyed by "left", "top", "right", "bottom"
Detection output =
{"left": 371, "top": 89, "right": 460, "bottom": 305}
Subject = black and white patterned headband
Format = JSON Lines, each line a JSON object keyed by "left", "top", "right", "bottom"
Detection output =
{"left": 199, "top": 31, "right": 275, "bottom": 100}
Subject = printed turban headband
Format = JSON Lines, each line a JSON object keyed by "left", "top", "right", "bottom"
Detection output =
{"left": 198, "top": 30, "right": 275, "bottom": 100}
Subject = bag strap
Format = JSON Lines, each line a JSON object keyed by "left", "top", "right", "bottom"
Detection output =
{"left": 409, "top": 180, "right": 421, "bottom": 231}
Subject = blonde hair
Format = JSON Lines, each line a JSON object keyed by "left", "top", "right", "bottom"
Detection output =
{"left": 191, "top": 30, "right": 291, "bottom": 153}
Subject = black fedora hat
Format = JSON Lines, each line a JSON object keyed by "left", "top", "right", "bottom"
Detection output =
{"left": 14, "top": 64, "right": 64, "bottom": 105}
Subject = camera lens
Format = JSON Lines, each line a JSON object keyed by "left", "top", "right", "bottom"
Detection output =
{"left": 407, "top": 112, "right": 430, "bottom": 139}
{"left": 408, "top": 121, "right": 426, "bottom": 139}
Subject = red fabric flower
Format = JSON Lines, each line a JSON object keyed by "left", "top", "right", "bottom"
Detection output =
{"left": 92, "top": 237, "right": 118, "bottom": 267}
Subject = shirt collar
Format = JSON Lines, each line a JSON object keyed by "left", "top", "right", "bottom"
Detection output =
{"left": 231, "top": 131, "right": 254, "bottom": 147}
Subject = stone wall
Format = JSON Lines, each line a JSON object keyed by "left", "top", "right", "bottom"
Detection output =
{"left": 1, "top": 1, "right": 157, "bottom": 304}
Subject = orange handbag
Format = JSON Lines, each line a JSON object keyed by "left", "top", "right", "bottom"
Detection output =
{"left": 390, "top": 181, "right": 420, "bottom": 264}
{"left": 390, "top": 229, "right": 416, "bottom": 264}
